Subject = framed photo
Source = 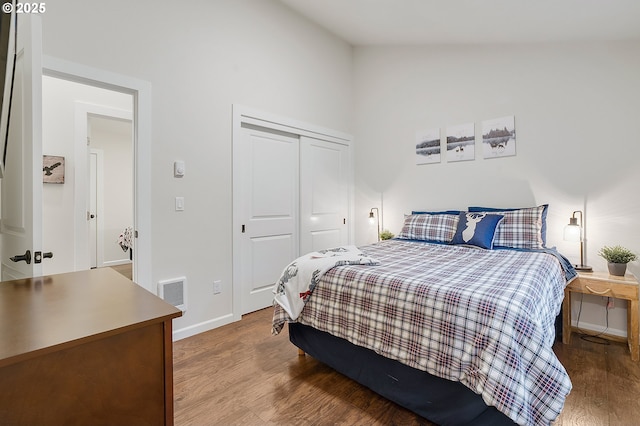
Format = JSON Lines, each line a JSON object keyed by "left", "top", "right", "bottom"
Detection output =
{"left": 415, "top": 128, "right": 441, "bottom": 165}
{"left": 446, "top": 122, "right": 475, "bottom": 163}
{"left": 43, "top": 155, "right": 65, "bottom": 184}
{"left": 482, "top": 116, "right": 516, "bottom": 159}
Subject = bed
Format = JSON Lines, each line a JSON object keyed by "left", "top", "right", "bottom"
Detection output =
{"left": 272, "top": 206, "right": 575, "bottom": 426}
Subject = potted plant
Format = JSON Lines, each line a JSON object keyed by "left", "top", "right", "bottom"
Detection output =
{"left": 379, "top": 229, "right": 395, "bottom": 240}
{"left": 598, "top": 245, "right": 637, "bottom": 276}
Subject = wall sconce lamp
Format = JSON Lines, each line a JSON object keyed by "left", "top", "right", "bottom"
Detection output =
{"left": 563, "top": 210, "right": 592, "bottom": 272}
{"left": 369, "top": 207, "right": 380, "bottom": 242}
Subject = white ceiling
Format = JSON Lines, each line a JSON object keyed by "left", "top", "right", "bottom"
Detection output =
{"left": 279, "top": 0, "right": 640, "bottom": 45}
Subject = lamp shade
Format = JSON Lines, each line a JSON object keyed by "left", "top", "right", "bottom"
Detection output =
{"left": 563, "top": 223, "right": 581, "bottom": 242}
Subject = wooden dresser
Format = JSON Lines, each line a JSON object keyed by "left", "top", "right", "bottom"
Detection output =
{"left": 0, "top": 268, "right": 182, "bottom": 425}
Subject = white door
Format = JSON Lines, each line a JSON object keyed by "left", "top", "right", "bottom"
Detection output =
{"left": 238, "top": 124, "right": 299, "bottom": 314}
{"left": 300, "top": 136, "right": 349, "bottom": 254}
{"left": 1, "top": 15, "right": 44, "bottom": 280}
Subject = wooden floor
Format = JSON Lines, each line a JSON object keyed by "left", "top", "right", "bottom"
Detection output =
{"left": 109, "top": 263, "right": 132, "bottom": 280}
{"left": 173, "top": 308, "right": 640, "bottom": 426}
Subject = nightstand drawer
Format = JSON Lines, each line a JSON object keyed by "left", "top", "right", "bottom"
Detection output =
{"left": 568, "top": 275, "right": 638, "bottom": 300}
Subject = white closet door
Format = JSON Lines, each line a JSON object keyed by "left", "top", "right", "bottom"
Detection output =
{"left": 300, "top": 136, "right": 349, "bottom": 255}
{"left": 238, "top": 125, "right": 299, "bottom": 314}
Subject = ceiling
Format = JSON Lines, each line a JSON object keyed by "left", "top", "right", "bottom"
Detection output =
{"left": 279, "top": 0, "right": 640, "bottom": 45}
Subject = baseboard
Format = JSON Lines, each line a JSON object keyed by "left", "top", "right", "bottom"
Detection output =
{"left": 172, "top": 312, "right": 240, "bottom": 341}
{"left": 103, "top": 259, "right": 131, "bottom": 267}
{"left": 571, "top": 319, "right": 626, "bottom": 339}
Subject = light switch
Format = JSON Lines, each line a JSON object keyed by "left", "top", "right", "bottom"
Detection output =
{"left": 175, "top": 197, "right": 185, "bottom": 211}
{"left": 174, "top": 161, "right": 185, "bottom": 177}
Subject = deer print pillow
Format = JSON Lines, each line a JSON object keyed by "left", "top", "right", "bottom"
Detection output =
{"left": 450, "top": 212, "right": 505, "bottom": 249}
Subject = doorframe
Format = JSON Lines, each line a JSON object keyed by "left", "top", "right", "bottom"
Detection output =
{"left": 42, "top": 55, "right": 153, "bottom": 292}
{"left": 231, "top": 104, "right": 354, "bottom": 321}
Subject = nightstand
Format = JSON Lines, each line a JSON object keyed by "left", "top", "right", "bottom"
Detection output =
{"left": 562, "top": 271, "right": 639, "bottom": 361}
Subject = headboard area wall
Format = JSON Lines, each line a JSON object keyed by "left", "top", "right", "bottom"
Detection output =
{"left": 353, "top": 41, "right": 640, "bottom": 337}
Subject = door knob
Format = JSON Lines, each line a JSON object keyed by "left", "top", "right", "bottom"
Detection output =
{"left": 34, "top": 251, "right": 54, "bottom": 264}
{"left": 10, "top": 250, "right": 32, "bottom": 264}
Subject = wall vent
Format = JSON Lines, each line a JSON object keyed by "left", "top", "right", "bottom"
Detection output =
{"left": 158, "top": 277, "right": 187, "bottom": 312}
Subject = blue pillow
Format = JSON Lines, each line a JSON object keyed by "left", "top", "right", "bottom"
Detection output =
{"left": 411, "top": 210, "right": 461, "bottom": 215}
{"left": 451, "top": 212, "right": 504, "bottom": 249}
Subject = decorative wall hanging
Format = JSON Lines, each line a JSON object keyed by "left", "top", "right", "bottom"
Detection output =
{"left": 43, "top": 155, "right": 65, "bottom": 184}
{"left": 446, "top": 122, "right": 475, "bottom": 163}
{"left": 482, "top": 115, "right": 516, "bottom": 159}
{"left": 415, "top": 128, "right": 441, "bottom": 165}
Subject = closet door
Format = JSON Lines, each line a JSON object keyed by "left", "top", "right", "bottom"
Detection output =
{"left": 299, "top": 136, "right": 349, "bottom": 255}
{"left": 238, "top": 124, "right": 299, "bottom": 314}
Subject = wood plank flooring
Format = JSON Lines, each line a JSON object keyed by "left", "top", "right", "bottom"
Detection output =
{"left": 173, "top": 308, "right": 640, "bottom": 425}
{"left": 109, "top": 263, "right": 132, "bottom": 280}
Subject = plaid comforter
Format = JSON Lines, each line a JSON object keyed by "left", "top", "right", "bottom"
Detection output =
{"left": 272, "top": 240, "right": 573, "bottom": 425}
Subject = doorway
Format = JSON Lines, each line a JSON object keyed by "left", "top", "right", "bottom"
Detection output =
{"left": 41, "top": 58, "right": 152, "bottom": 291}
{"left": 41, "top": 75, "right": 134, "bottom": 278}
{"left": 87, "top": 115, "right": 134, "bottom": 272}
{"left": 2, "top": 53, "right": 154, "bottom": 291}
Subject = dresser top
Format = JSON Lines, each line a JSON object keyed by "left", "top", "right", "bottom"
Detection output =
{"left": 0, "top": 268, "right": 182, "bottom": 366}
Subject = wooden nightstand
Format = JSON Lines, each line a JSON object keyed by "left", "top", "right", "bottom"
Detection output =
{"left": 562, "top": 271, "right": 639, "bottom": 361}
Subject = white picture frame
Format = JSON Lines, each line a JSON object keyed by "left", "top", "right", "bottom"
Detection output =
{"left": 446, "top": 122, "right": 475, "bottom": 163}
{"left": 415, "top": 128, "right": 441, "bottom": 165}
{"left": 482, "top": 115, "right": 516, "bottom": 159}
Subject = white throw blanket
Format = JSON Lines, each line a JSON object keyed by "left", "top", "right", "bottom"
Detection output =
{"left": 273, "top": 245, "right": 379, "bottom": 320}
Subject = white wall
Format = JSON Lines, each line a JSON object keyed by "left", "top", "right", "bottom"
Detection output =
{"left": 353, "top": 41, "right": 640, "bottom": 336}
{"left": 41, "top": 1, "right": 639, "bottom": 339}
{"left": 42, "top": 76, "right": 133, "bottom": 274}
{"left": 41, "top": 0, "right": 353, "bottom": 337}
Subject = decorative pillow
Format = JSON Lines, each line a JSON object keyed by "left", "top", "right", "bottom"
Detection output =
{"left": 451, "top": 212, "right": 504, "bottom": 249}
{"left": 468, "top": 205, "right": 547, "bottom": 249}
{"left": 396, "top": 213, "right": 460, "bottom": 243}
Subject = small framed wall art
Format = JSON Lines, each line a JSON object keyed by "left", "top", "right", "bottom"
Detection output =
{"left": 446, "top": 122, "right": 475, "bottom": 163}
{"left": 42, "top": 155, "right": 65, "bottom": 184}
{"left": 415, "top": 128, "right": 441, "bottom": 165}
{"left": 482, "top": 115, "right": 516, "bottom": 159}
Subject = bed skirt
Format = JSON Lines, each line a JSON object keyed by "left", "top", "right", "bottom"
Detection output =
{"left": 289, "top": 322, "right": 516, "bottom": 426}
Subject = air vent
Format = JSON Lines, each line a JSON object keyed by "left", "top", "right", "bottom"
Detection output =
{"left": 158, "top": 277, "right": 186, "bottom": 312}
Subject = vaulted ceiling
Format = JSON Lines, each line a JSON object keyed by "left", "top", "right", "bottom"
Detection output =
{"left": 279, "top": 0, "right": 640, "bottom": 45}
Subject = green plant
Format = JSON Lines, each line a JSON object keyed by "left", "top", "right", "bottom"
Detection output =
{"left": 598, "top": 245, "right": 638, "bottom": 264}
{"left": 379, "top": 229, "right": 394, "bottom": 240}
